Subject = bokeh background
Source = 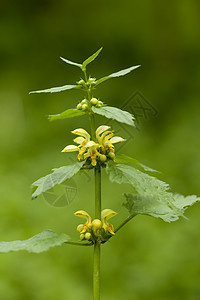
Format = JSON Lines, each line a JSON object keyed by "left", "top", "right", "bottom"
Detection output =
{"left": 0, "top": 1, "right": 200, "bottom": 299}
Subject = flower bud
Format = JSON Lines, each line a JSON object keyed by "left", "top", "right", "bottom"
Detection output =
{"left": 99, "top": 154, "right": 107, "bottom": 163}
{"left": 96, "top": 101, "right": 103, "bottom": 108}
{"left": 90, "top": 98, "right": 98, "bottom": 106}
{"left": 77, "top": 103, "right": 82, "bottom": 110}
{"left": 81, "top": 99, "right": 88, "bottom": 105}
{"left": 77, "top": 79, "right": 85, "bottom": 85}
{"left": 92, "top": 219, "right": 102, "bottom": 231}
{"left": 108, "top": 151, "right": 115, "bottom": 160}
{"left": 77, "top": 224, "right": 84, "bottom": 233}
{"left": 82, "top": 104, "right": 88, "bottom": 110}
{"left": 85, "top": 232, "right": 91, "bottom": 240}
{"left": 88, "top": 77, "right": 96, "bottom": 84}
{"left": 80, "top": 234, "right": 85, "bottom": 240}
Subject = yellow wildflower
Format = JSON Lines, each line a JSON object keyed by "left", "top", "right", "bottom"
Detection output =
{"left": 74, "top": 210, "right": 92, "bottom": 233}
{"left": 101, "top": 209, "right": 117, "bottom": 235}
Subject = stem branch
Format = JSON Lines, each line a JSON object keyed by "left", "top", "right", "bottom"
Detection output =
{"left": 114, "top": 214, "right": 137, "bottom": 234}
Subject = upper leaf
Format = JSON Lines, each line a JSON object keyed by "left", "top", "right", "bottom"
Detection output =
{"left": 0, "top": 230, "right": 70, "bottom": 253}
{"left": 115, "top": 153, "right": 160, "bottom": 173}
{"left": 48, "top": 109, "right": 85, "bottom": 122}
{"left": 60, "top": 57, "right": 83, "bottom": 68}
{"left": 106, "top": 163, "right": 189, "bottom": 222}
{"left": 92, "top": 106, "right": 135, "bottom": 127}
{"left": 95, "top": 65, "right": 140, "bottom": 86}
{"left": 32, "top": 161, "right": 84, "bottom": 199}
{"left": 29, "top": 84, "right": 81, "bottom": 94}
{"left": 82, "top": 47, "right": 103, "bottom": 69}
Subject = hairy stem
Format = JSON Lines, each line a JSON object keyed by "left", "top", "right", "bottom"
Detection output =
{"left": 93, "top": 165, "right": 101, "bottom": 300}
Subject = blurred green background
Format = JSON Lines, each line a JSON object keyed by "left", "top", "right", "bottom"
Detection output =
{"left": 0, "top": 1, "right": 200, "bottom": 299}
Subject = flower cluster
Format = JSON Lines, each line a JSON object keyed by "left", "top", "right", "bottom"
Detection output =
{"left": 77, "top": 97, "right": 104, "bottom": 111}
{"left": 62, "top": 125, "right": 125, "bottom": 166}
{"left": 74, "top": 209, "right": 117, "bottom": 243}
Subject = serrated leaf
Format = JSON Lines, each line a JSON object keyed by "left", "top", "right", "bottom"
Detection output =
{"left": 0, "top": 230, "right": 70, "bottom": 253}
{"left": 82, "top": 47, "right": 103, "bottom": 69}
{"left": 29, "top": 84, "right": 80, "bottom": 94}
{"left": 32, "top": 161, "right": 84, "bottom": 199}
{"left": 123, "top": 193, "right": 200, "bottom": 222}
{"left": 60, "top": 57, "right": 83, "bottom": 68}
{"left": 115, "top": 153, "right": 160, "bottom": 173}
{"left": 92, "top": 106, "right": 135, "bottom": 126}
{"left": 48, "top": 109, "right": 85, "bottom": 122}
{"left": 95, "top": 65, "right": 140, "bottom": 86}
{"left": 106, "top": 163, "right": 189, "bottom": 222}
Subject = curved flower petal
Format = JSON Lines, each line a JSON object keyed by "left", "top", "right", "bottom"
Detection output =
{"left": 74, "top": 210, "right": 91, "bottom": 223}
{"left": 110, "top": 136, "right": 126, "bottom": 144}
{"left": 96, "top": 125, "right": 111, "bottom": 137}
{"left": 85, "top": 141, "right": 99, "bottom": 148}
{"left": 62, "top": 145, "right": 80, "bottom": 152}
{"left": 72, "top": 128, "right": 90, "bottom": 140}
{"left": 101, "top": 209, "right": 117, "bottom": 221}
{"left": 73, "top": 137, "right": 85, "bottom": 145}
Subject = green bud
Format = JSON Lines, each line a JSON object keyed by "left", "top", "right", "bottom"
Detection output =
{"left": 108, "top": 151, "right": 115, "bottom": 160}
{"left": 77, "top": 79, "right": 85, "bottom": 85}
{"left": 82, "top": 104, "right": 88, "bottom": 110}
{"left": 81, "top": 99, "right": 88, "bottom": 105}
{"left": 99, "top": 154, "right": 107, "bottom": 163}
{"left": 88, "top": 77, "right": 96, "bottom": 84}
{"left": 92, "top": 219, "right": 102, "bottom": 231}
{"left": 90, "top": 98, "right": 98, "bottom": 106}
{"left": 96, "top": 101, "right": 103, "bottom": 108}
{"left": 77, "top": 224, "right": 84, "bottom": 233}
{"left": 85, "top": 232, "right": 91, "bottom": 240}
{"left": 80, "top": 233, "right": 85, "bottom": 240}
{"left": 77, "top": 103, "right": 82, "bottom": 110}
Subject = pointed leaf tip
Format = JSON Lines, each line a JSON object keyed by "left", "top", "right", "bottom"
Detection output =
{"left": 60, "top": 57, "right": 83, "bottom": 68}
{"left": 95, "top": 64, "right": 140, "bottom": 86}
{"left": 82, "top": 47, "right": 103, "bottom": 69}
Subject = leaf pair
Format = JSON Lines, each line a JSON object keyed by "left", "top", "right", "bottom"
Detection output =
{"left": 29, "top": 47, "right": 140, "bottom": 94}
{"left": 60, "top": 47, "right": 103, "bottom": 72}
{"left": 49, "top": 106, "right": 135, "bottom": 127}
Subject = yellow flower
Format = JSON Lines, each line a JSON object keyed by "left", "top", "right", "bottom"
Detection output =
{"left": 83, "top": 141, "right": 100, "bottom": 166}
{"left": 62, "top": 128, "right": 91, "bottom": 160}
{"left": 74, "top": 210, "right": 92, "bottom": 233}
{"left": 101, "top": 209, "right": 117, "bottom": 235}
{"left": 96, "top": 125, "right": 126, "bottom": 156}
{"left": 62, "top": 125, "right": 125, "bottom": 165}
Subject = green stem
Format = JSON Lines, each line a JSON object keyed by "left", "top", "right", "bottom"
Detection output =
{"left": 90, "top": 113, "right": 96, "bottom": 141}
{"left": 93, "top": 164, "right": 101, "bottom": 300}
{"left": 85, "top": 66, "right": 101, "bottom": 300}
{"left": 114, "top": 214, "right": 137, "bottom": 234}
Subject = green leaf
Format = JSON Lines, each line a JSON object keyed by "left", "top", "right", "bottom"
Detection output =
{"left": 123, "top": 193, "right": 200, "bottom": 223}
{"left": 60, "top": 57, "right": 83, "bottom": 68}
{"left": 95, "top": 65, "right": 140, "bottom": 86}
{"left": 32, "top": 161, "right": 84, "bottom": 199}
{"left": 115, "top": 153, "right": 160, "bottom": 173}
{"left": 92, "top": 106, "right": 135, "bottom": 126}
{"left": 82, "top": 47, "right": 103, "bottom": 69}
{"left": 29, "top": 84, "right": 80, "bottom": 94}
{"left": 0, "top": 230, "right": 70, "bottom": 253}
{"left": 48, "top": 109, "right": 85, "bottom": 122}
{"left": 106, "top": 163, "right": 191, "bottom": 222}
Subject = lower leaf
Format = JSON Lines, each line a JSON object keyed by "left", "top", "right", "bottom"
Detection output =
{"left": 0, "top": 230, "right": 70, "bottom": 253}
